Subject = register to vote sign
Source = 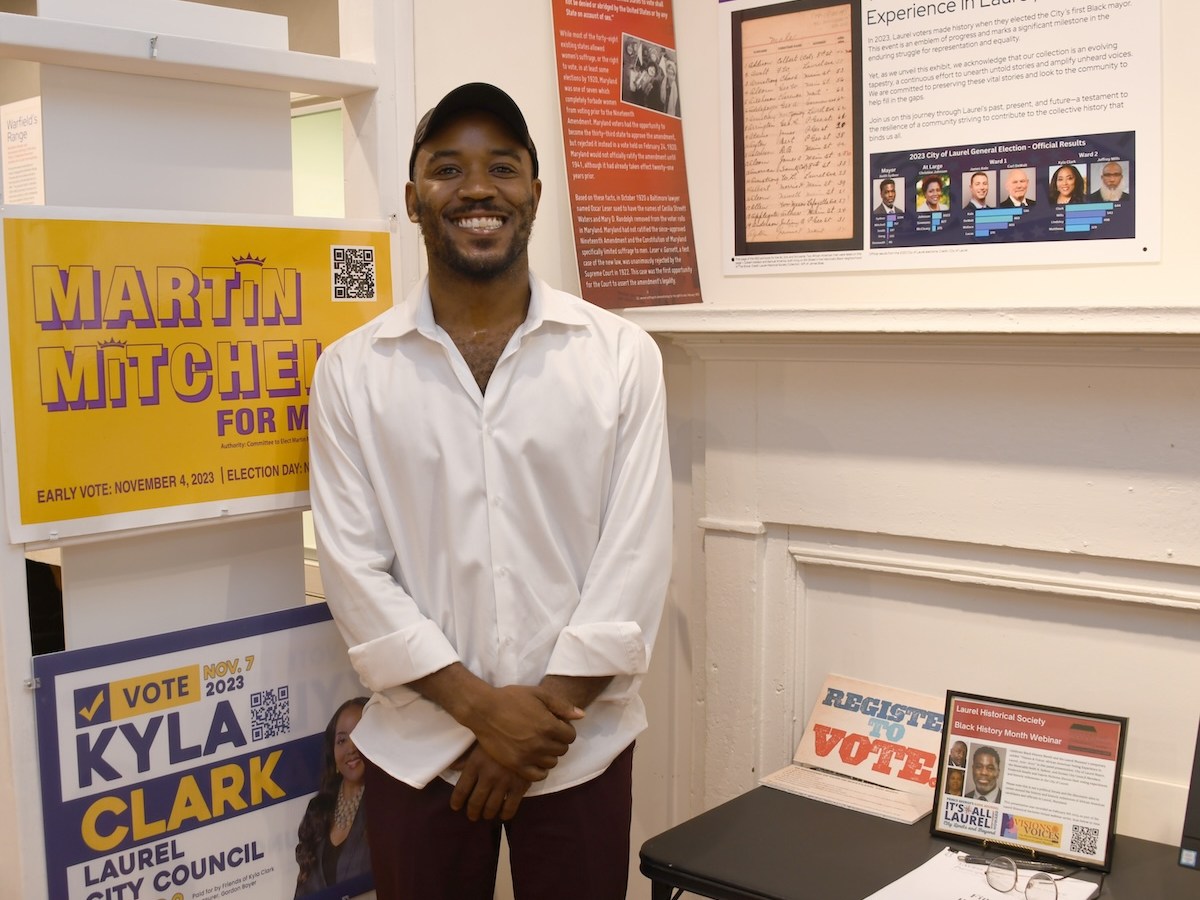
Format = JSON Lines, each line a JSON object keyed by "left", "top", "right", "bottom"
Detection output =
{"left": 33, "top": 604, "right": 368, "bottom": 900}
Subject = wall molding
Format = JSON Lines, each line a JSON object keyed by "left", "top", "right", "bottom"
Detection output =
{"left": 784, "top": 526, "right": 1200, "bottom": 612}
{"left": 625, "top": 306, "right": 1200, "bottom": 339}
{"left": 699, "top": 519, "right": 1200, "bottom": 612}
{"left": 656, "top": 330, "right": 1200, "bottom": 368}
{"left": 697, "top": 516, "right": 767, "bottom": 536}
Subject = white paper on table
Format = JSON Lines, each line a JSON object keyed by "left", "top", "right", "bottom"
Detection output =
{"left": 862, "top": 847, "right": 1099, "bottom": 900}
{"left": 760, "top": 764, "right": 931, "bottom": 824}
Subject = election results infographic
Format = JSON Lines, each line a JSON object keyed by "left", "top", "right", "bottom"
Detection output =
{"left": 719, "top": 0, "right": 1160, "bottom": 273}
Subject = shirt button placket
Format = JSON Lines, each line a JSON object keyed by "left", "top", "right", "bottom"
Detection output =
{"left": 481, "top": 412, "right": 513, "bottom": 675}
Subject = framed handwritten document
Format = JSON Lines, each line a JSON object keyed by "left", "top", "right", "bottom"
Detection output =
{"left": 731, "top": 0, "right": 862, "bottom": 255}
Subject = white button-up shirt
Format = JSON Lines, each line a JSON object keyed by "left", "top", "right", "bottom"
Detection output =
{"left": 308, "top": 274, "right": 672, "bottom": 794}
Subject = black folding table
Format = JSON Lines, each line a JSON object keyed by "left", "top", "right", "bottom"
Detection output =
{"left": 640, "top": 787, "right": 1194, "bottom": 900}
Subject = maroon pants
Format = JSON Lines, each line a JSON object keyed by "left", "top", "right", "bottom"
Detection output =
{"left": 363, "top": 743, "right": 635, "bottom": 900}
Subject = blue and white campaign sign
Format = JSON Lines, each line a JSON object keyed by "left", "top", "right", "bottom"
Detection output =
{"left": 33, "top": 604, "right": 371, "bottom": 900}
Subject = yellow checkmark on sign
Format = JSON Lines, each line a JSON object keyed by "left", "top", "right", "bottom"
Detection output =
{"left": 77, "top": 691, "right": 105, "bottom": 722}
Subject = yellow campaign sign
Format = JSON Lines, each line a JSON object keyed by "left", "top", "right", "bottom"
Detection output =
{"left": 1, "top": 213, "right": 391, "bottom": 540}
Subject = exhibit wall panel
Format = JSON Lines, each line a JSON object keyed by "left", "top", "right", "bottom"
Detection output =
{"left": 393, "top": 3, "right": 1199, "bottom": 325}
{"left": 625, "top": 2, "right": 1198, "bottom": 324}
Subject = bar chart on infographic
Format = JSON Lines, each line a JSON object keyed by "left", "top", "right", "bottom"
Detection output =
{"left": 869, "top": 131, "right": 1135, "bottom": 249}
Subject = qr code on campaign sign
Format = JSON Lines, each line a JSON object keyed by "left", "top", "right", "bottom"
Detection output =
{"left": 250, "top": 685, "right": 291, "bottom": 741}
{"left": 332, "top": 245, "right": 377, "bottom": 301}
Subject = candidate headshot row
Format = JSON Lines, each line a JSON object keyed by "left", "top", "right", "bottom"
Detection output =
{"left": 872, "top": 161, "right": 1130, "bottom": 215}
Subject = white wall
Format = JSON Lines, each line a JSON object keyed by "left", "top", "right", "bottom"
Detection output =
{"left": 679, "top": 337, "right": 1200, "bottom": 844}
{"left": 641, "top": 0, "right": 1200, "bottom": 850}
{"left": 413, "top": 0, "right": 1200, "bottom": 874}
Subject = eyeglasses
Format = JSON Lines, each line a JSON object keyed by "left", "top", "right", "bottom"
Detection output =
{"left": 981, "top": 856, "right": 1066, "bottom": 900}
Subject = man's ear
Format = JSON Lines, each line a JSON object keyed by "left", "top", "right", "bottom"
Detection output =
{"left": 405, "top": 182, "right": 419, "bottom": 223}
{"left": 531, "top": 178, "right": 542, "bottom": 213}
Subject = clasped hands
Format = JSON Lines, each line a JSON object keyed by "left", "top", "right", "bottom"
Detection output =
{"left": 449, "top": 683, "right": 583, "bottom": 822}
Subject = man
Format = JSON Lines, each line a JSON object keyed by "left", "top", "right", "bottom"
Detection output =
{"left": 999, "top": 168, "right": 1036, "bottom": 208}
{"left": 1089, "top": 161, "right": 1130, "bottom": 202}
{"left": 873, "top": 178, "right": 902, "bottom": 215}
{"left": 964, "top": 171, "right": 991, "bottom": 210}
{"left": 966, "top": 746, "right": 1003, "bottom": 803}
{"left": 308, "top": 83, "right": 672, "bottom": 900}
{"left": 948, "top": 740, "right": 968, "bottom": 768}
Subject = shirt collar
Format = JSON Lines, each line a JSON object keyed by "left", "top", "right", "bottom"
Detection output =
{"left": 370, "top": 271, "right": 590, "bottom": 344}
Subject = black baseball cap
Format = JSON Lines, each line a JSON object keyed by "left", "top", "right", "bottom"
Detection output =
{"left": 408, "top": 82, "right": 539, "bottom": 180}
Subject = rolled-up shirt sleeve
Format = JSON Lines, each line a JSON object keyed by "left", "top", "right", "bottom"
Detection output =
{"left": 544, "top": 327, "right": 672, "bottom": 702}
{"left": 308, "top": 344, "right": 461, "bottom": 695}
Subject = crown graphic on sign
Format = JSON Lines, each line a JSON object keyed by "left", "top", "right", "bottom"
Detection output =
{"left": 232, "top": 253, "right": 266, "bottom": 266}
{"left": 97, "top": 338, "right": 128, "bottom": 349}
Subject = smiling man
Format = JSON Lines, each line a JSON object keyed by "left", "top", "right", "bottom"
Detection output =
{"left": 999, "top": 168, "right": 1036, "bottom": 209}
{"left": 965, "top": 171, "right": 991, "bottom": 210}
{"left": 873, "top": 177, "right": 902, "bottom": 215}
{"left": 966, "top": 745, "right": 1003, "bottom": 803}
{"left": 307, "top": 83, "right": 672, "bottom": 900}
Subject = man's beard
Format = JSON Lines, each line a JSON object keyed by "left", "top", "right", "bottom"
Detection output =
{"left": 1098, "top": 185, "right": 1123, "bottom": 201}
{"left": 414, "top": 196, "right": 537, "bottom": 281}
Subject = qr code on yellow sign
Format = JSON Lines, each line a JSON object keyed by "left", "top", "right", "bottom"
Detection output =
{"left": 332, "top": 246, "right": 376, "bottom": 301}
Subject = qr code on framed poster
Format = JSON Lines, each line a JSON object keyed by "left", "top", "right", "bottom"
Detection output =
{"left": 332, "top": 245, "right": 377, "bottom": 301}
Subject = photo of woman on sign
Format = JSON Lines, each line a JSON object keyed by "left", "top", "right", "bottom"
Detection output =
{"left": 294, "top": 696, "right": 370, "bottom": 897}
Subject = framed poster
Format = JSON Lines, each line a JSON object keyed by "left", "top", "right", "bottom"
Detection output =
{"left": 931, "top": 691, "right": 1127, "bottom": 872}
